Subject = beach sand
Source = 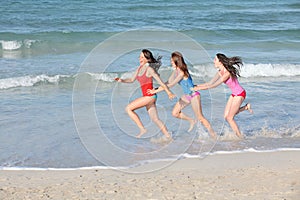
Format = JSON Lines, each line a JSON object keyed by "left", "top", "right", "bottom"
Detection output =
{"left": 0, "top": 151, "right": 299, "bottom": 200}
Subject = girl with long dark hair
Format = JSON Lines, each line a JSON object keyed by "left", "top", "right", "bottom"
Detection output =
{"left": 193, "top": 53, "right": 252, "bottom": 138}
{"left": 115, "top": 49, "right": 175, "bottom": 139}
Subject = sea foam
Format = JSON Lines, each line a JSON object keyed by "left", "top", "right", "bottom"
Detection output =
{"left": 0, "top": 74, "right": 69, "bottom": 89}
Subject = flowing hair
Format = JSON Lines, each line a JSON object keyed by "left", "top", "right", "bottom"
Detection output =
{"left": 216, "top": 53, "right": 243, "bottom": 78}
{"left": 142, "top": 49, "right": 162, "bottom": 74}
{"left": 171, "top": 51, "right": 189, "bottom": 77}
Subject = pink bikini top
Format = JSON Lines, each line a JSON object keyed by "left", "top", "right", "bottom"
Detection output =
{"left": 224, "top": 76, "right": 244, "bottom": 95}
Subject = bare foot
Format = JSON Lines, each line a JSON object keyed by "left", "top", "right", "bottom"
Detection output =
{"left": 150, "top": 134, "right": 173, "bottom": 143}
{"left": 188, "top": 119, "right": 196, "bottom": 132}
{"left": 164, "top": 132, "right": 172, "bottom": 139}
{"left": 245, "top": 103, "right": 253, "bottom": 114}
{"left": 236, "top": 133, "right": 244, "bottom": 139}
{"left": 162, "top": 133, "right": 173, "bottom": 142}
{"left": 210, "top": 132, "right": 217, "bottom": 140}
{"left": 136, "top": 128, "right": 147, "bottom": 138}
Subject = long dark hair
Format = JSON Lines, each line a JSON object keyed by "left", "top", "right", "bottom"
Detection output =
{"left": 142, "top": 49, "right": 162, "bottom": 74}
{"left": 171, "top": 51, "right": 189, "bottom": 77}
{"left": 216, "top": 53, "right": 243, "bottom": 78}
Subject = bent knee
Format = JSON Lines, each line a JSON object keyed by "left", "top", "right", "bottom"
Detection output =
{"left": 172, "top": 111, "right": 180, "bottom": 118}
{"left": 152, "top": 117, "right": 160, "bottom": 124}
{"left": 198, "top": 117, "right": 206, "bottom": 124}
{"left": 224, "top": 115, "right": 234, "bottom": 122}
{"left": 125, "top": 106, "right": 132, "bottom": 113}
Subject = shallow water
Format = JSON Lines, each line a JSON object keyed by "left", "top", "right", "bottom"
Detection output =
{"left": 1, "top": 0, "right": 299, "bottom": 168}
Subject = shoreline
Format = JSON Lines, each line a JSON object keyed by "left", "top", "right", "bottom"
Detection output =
{"left": 1, "top": 148, "right": 300, "bottom": 171}
{"left": 1, "top": 151, "right": 299, "bottom": 199}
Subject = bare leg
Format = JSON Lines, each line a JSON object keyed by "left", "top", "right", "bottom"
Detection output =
{"left": 224, "top": 96, "right": 244, "bottom": 138}
{"left": 238, "top": 103, "right": 253, "bottom": 114}
{"left": 147, "top": 102, "right": 171, "bottom": 138}
{"left": 136, "top": 128, "right": 147, "bottom": 138}
{"left": 191, "top": 95, "right": 217, "bottom": 139}
{"left": 126, "top": 96, "right": 155, "bottom": 137}
{"left": 172, "top": 98, "right": 196, "bottom": 132}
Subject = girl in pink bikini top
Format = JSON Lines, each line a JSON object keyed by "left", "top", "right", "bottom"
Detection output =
{"left": 220, "top": 68, "right": 245, "bottom": 97}
{"left": 192, "top": 53, "right": 252, "bottom": 139}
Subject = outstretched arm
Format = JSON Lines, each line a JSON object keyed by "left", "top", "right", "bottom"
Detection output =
{"left": 150, "top": 69, "right": 183, "bottom": 94}
{"left": 193, "top": 72, "right": 229, "bottom": 90}
{"left": 114, "top": 68, "right": 139, "bottom": 83}
{"left": 148, "top": 68, "right": 176, "bottom": 100}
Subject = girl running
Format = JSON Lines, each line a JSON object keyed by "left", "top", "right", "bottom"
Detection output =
{"left": 193, "top": 53, "right": 253, "bottom": 138}
{"left": 115, "top": 49, "right": 175, "bottom": 139}
{"left": 150, "top": 51, "right": 216, "bottom": 139}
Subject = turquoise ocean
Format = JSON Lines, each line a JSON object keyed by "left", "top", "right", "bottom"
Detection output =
{"left": 1, "top": 0, "right": 300, "bottom": 169}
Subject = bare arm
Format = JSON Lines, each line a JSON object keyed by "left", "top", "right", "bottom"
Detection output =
{"left": 114, "top": 67, "right": 139, "bottom": 83}
{"left": 147, "top": 67, "right": 175, "bottom": 99}
{"left": 207, "top": 72, "right": 221, "bottom": 85}
{"left": 193, "top": 71, "right": 230, "bottom": 90}
{"left": 151, "top": 69, "right": 183, "bottom": 94}
{"left": 167, "top": 70, "right": 184, "bottom": 88}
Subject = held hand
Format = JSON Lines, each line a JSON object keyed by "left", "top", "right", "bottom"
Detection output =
{"left": 114, "top": 77, "right": 121, "bottom": 82}
{"left": 192, "top": 85, "right": 201, "bottom": 91}
{"left": 168, "top": 92, "right": 176, "bottom": 100}
{"left": 147, "top": 88, "right": 156, "bottom": 95}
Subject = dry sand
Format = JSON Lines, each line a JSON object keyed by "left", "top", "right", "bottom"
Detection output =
{"left": 1, "top": 150, "right": 299, "bottom": 200}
